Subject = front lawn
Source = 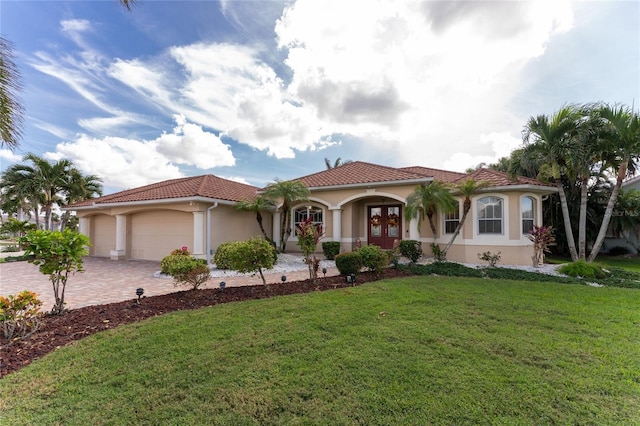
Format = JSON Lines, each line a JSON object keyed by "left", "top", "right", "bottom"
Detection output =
{"left": 1, "top": 276, "right": 639, "bottom": 425}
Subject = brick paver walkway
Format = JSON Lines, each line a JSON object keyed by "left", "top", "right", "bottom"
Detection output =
{"left": 0, "top": 257, "right": 339, "bottom": 311}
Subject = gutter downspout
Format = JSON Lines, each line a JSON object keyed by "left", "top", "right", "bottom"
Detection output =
{"left": 206, "top": 202, "right": 219, "bottom": 264}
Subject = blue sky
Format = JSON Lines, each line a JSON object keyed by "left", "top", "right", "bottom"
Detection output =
{"left": 1, "top": 0, "right": 638, "bottom": 194}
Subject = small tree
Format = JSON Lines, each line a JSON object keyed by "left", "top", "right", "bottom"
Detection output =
{"left": 528, "top": 225, "right": 555, "bottom": 267}
{"left": 19, "top": 229, "right": 89, "bottom": 315}
{"left": 162, "top": 255, "right": 210, "bottom": 290}
{"left": 226, "top": 237, "right": 277, "bottom": 285}
{"left": 296, "top": 216, "right": 323, "bottom": 280}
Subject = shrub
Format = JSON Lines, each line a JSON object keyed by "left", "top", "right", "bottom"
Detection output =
{"left": 296, "top": 217, "right": 323, "bottom": 280}
{"left": 358, "top": 245, "right": 387, "bottom": 274}
{"left": 528, "top": 225, "right": 555, "bottom": 267}
{"left": 162, "top": 255, "right": 210, "bottom": 290}
{"left": 0, "top": 290, "right": 43, "bottom": 346}
{"left": 335, "top": 251, "right": 363, "bottom": 275}
{"left": 226, "top": 237, "right": 278, "bottom": 285}
{"left": 170, "top": 247, "right": 191, "bottom": 256}
{"left": 213, "top": 241, "right": 236, "bottom": 270}
{"left": 478, "top": 251, "right": 501, "bottom": 267}
{"left": 386, "top": 246, "right": 401, "bottom": 267}
{"left": 399, "top": 240, "right": 422, "bottom": 263}
{"left": 558, "top": 260, "right": 608, "bottom": 279}
{"left": 19, "top": 229, "right": 90, "bottom": 315}
{"left": 411, "top": 261, "right": 483, "bottom": 278}
{"left": 322, "top": 241, "right": 341, "bottom": 260}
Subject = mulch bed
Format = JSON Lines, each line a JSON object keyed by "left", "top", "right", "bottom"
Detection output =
{"left": 1, "top": 269, "right": 410, "bottom": 378}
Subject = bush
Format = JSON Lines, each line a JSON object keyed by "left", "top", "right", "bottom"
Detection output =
{"left": 225, "top": 237, "right": 278, "bottom": 285}
{"left": 1, "top": 245, "right": 20, "bottom": 253}
{"left": 478, "top": 251, "right": 501, "bottom": 267}
{"left": 170, "top": 247, "right": 191, "bottom": 256}
{"left": 558, "top": 260, "right": 608, "bottom": 279}
{"left": 411, "top": 261, "right": 483, "bottom": 278}
{"left": 399, "top": 240, "right": 423, "bottom": 263}
{"left": 358, "top": 245, "right": 387, "bottom": 274}
{"left": 0, "top": 290, "right": 42, "bottom": 346}
{"left": 335, "top": 251, "right": 363, "bottom": 275}
{"left": 386, "top": 247, "right": 401, "bottom": 267}
{"left": 161, "top": 255, "right": 210, "bottom": 290}
{"left": 322, "top": 241, "right": 341, "bottom": 260}
{"left": 213, "top": 241, "right": 236, "bottom": 270}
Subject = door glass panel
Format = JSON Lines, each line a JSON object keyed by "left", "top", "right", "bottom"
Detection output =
{"left": 387, "top": 206, "right": 399, "bottom": 238}
{"left": 370, "top": 207, "right": 382, "bottom": 237}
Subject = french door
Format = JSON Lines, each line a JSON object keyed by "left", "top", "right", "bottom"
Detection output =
{"left": 368, "top": 205, "right": 402, "bottom": 249}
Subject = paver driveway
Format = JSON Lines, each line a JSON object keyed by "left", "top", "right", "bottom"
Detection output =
{"left": 0, "top": 257, "right": 338, "bottom": 311}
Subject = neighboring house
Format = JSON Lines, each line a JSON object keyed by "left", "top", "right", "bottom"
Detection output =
{"left": 604, "top": 175, "right": 640, "bottom": 255}
{"left": 67, "top": 161, "right": 557, "bottom": 265}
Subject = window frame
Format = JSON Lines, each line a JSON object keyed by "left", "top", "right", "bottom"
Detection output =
{"left": 293, "top": 205, "right": 324, "bottom": 235}
{"left": 444, "top": 200, "right": 460, "bottom": 234}
{"left": 477, "top": 196, "right": 504, "bottom": 235}
{"left": 521, "top": 196, "right": 535, "bottom": 235}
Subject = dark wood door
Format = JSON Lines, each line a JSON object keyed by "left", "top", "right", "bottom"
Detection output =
{"left": 368, "top": 205, "right": 402, "bottom": 249}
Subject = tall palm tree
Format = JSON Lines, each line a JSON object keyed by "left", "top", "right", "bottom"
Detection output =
{"left": 263, "top": 179, "right": 310, "bottom": 252}
{"left": 0, "top": 36, "right": 24, "bottom": 150}
{"left": 234, "top": 194, "right": 276, "bottom": 246}
{"left": 0, "top": 163, "right": 43, "bottom": 228}
{"left": 522, "top": 105, "right": 583, "bottom": 261}
{"left": 441, "top": 178, "right": 487, "bottom": 259}
{"left": 60, "top": 170, "right": 103, "bottom": 230}
{"left": 404, "top": 181, "right": 456, "bottom": 244}
{"left": 588, "top": 104, "right": 640, "bottom": 261}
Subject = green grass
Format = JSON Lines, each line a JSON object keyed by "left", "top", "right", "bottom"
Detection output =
{"left": 1, "top": 276, "right": 639, "bottom": 425}
{"left": 548, "top": 255, "right": 640, "bottom": 273}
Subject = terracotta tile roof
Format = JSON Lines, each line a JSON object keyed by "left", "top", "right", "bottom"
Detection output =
{"left": 399, "top": 166, "right": 467, "bottom": 183}
{"left": 453, "top": 168, "right": 550, "bottom": 187}
{"left": 295, "top": 161, "right": 430, "bottom": 188}
{"left": 69, "top": 175, "right": 259, "bottom": 208}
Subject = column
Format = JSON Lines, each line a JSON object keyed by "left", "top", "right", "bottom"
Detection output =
{"left": 331, "top": 207, "right": 342, "bottom": 243}
{"left": 110, "top": 214, "right": 127, "bottom": 260}
{"left": 409, "top": 217, "right": 419, "bottom": 241}
{"left": 192, "top": 211, "right": 205, "bottom": 257}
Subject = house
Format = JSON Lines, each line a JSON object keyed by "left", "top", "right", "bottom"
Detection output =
{"left": 603, "top": 175, "right": 640, "bottom": 255}
{"left": 67, "top": 161, "right": 557, "bottom": 265}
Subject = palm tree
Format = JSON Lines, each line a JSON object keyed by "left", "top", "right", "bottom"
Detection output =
{"left": 588, "top": 104, "right": 640, "bottom": 261}
{"left": 522, "top": 105, "right": 583, "bottom": 261}
{"left": 440, "top": 178, "right": 487, "bottom": 259}
{"left": 234, "top": 194, "right": 276, "bottom": 246}
{"left": 404, "top": 181, "right": 456, "bottom": 245}
{"left": 60, "top": 170, "right": 103, "bottom": 230}
{"left": 119, "top": 0, "right": 137, "bottom": 10}
{"left": 0, "top": 36, "right": 24, "bottom": 150}
{"left": 0, "top": 164, "right": 43, "bottom": 228}
{"left": 324, "top": 157, "right": 352, "bottom": 169}
{"left": 263, "top": 179, "right": 310, "bottom": 252}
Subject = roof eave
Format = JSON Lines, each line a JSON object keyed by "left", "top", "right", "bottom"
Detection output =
{"left": 63, "top": 196, "right": 237, "bottom": 211}
{"left": 465, "top": 184, "right": 558, "bottom": 194}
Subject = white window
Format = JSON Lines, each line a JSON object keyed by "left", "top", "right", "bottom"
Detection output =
{"left": 444, "top": 201, "right": 460, "bottom": 234}
{"left": 522, "top": 197, "right": 535, "bottom": 235}
{"left": 294, "top": 205, "right": 323, "bottom": 233}
{"left": 478, "top": 196, "right": 503, "bottom": 234}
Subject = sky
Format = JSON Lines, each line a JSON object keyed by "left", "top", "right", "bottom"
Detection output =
{"left": 1, "top": 0, "right": 639, "bottom": 194}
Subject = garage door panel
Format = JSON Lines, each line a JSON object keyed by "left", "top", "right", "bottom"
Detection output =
{"left": 130, "top": 211, "right": 192, "bottom": 260}
{"left": 91, "top": 215, "right": 115, "bottom": 257}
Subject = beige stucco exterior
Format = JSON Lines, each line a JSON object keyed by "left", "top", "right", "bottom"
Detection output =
{"left": 75, "top": 200, "right": 272, "bottom": 261}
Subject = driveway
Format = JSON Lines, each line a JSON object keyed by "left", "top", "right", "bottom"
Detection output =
{"left": 0, "top": 257, "right": 338, "bottom": 311}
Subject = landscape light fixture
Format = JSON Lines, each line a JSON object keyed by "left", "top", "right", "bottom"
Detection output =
{"left": 136, "top": 288, "right": 144, "bottom": 304}
{"left": 281, "top": 275, "right": 287, "bottom": 282}
{"left": 219, "top": 281, "right": 226, "bottom": 291}
{"left": 346, "top": 273, "right": 356, "bottom": 285}
{"left": 322, "top": 267, "right": 327, "bottom": 278}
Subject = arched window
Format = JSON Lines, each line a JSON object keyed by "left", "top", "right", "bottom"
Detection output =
{"left": 294, "top": 205, "right": 323, "bottom": 232}
{"left": 477, "top": 196, "right": 503, "bottom": 234}
{"left": 444, "top": 201, "right": 460, "bottom": 234}
{"left": 521, "top": 197, "right": 535, "bottom": 234}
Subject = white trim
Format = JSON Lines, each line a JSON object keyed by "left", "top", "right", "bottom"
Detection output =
{"left": 66, "top": 196, "right": 236, "bottom": 211}
{"left": 337, "top": 191, "right": 406, "bottom": 208}
{"left": 473, "top": 194, "right": 509, "bottom": 242}
{"left": 519, "top": 194, "right": 538, "bottom": 238}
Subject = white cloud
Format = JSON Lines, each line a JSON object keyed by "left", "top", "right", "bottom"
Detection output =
{"left": 0, "top": 149, "right": 22, "bottom": 165}
{"left": 47, "top": 116, "right": 236, "bottom": 190}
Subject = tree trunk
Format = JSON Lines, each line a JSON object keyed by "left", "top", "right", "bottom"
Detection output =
{"left": 556, "top": 181, "right": 579, "bottom": 261}
{"left": 426, "top": 212, "right": 437, "bottom": 244}
{"left": 442, "top": 202, "right": 471, "bottom": 258}
{"left": 578, "top": 177, "right": 589, "bottom": 260}
{"left": 588, "top": 162, "right": 627, "bottom": 262}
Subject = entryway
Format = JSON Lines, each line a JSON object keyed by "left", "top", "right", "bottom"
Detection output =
{"left": 368, "top": 205, "right": 402, "bottom": 249}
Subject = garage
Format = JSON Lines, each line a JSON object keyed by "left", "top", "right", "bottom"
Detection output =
{"left": 129, "top": 210, "right": 193, "bottom": 261}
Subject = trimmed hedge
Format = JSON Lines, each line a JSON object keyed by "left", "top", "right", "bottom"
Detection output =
{"left": 322, "top": 241, "right": 341, "bottom": 260}
{"left": 358, "top": 245, "right": 387, "bottom": 273}
{"left": 399, "top": 240, "right": 422, "bottom": 263}
{"left": 335, "top": 251, "right": 363, "bottom": 275}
